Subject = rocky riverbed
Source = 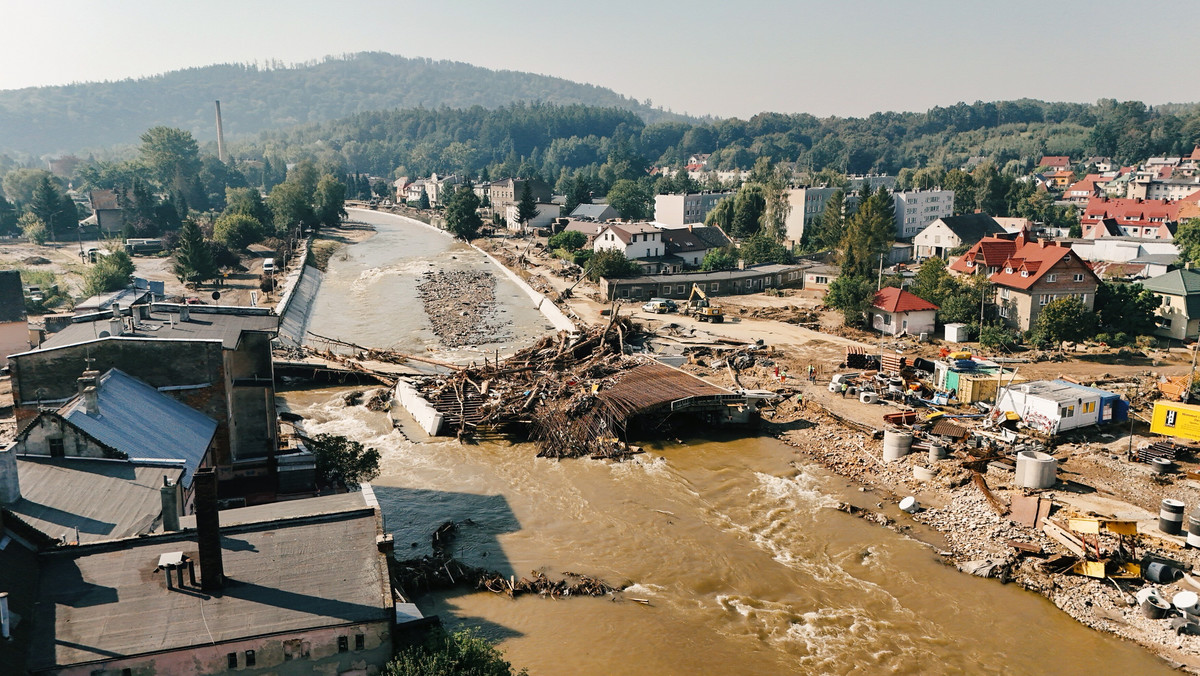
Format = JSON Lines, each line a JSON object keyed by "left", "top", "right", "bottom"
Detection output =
{"left": 771, "top": 403, "right": 1200, "bottom": 672}
{"left": 417, "top": 269, "right": 513, "bottom": 348}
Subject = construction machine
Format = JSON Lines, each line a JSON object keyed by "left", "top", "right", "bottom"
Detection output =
{"left": 683, "top": 284, "right": 724, "bottom": 323}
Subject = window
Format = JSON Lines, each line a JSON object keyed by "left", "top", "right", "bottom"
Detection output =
{"left": 1065, "top": 405, "right": 1075, "bottom": 418}
{"left": 1001, "top": 287, "right": 1010, "bottom": 299}
{"left": 1005, "top": 267, "right": 1013, "bottom": 274}
{"left": 1048, "top": 274, "right": 1058, "bottom": 283}
{"left": 1073, "top": 274, "right": 1084, "bottom": 282}
{"left": 882, "top": 313, "right": 892, "bottom": 325}
{"left": 999, "top": 305, "right": 1009, "bottom": 318}
{"left": 1084, "top": 402, "right": 1095, "bottom": 414}
{"left": 49, "top": 438, "right": 65, "bottom": 458}
{"left": 1021, "top": 270, "right": 1029, "bottom": 278}
{"left": 245, "top": 650, "right": 256, "bottom": 667}
{"left": 355, "top": 634, "right": 365, "bottom": 651}
{"left": 814, "top": 276, "right": 828, "bottom": 285}
{"left": 1040, "top": 294, "right": 1050, "bottom": 306}
{"left": 338, "top": 636, "right": 349, "bottom": 653}
{"left": 711, "top": 282, "right": 719, "bottom": 292}
{"left": 228, "top": 652, "right": 238, "bottom": 669}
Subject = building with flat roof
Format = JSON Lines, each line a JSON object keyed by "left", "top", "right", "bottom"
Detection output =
{"left": 893, "top": 190, "right": 954, "bottom": 239}
{"left": 600, "top": 263, "right": 804, "bottom": 302}
{"left": 653, "top": 191, "right": 733, "bottom": 227}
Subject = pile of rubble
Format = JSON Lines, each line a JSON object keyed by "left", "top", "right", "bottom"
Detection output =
{"left": 416, "top": 269, "right": 513, "bottom": 347}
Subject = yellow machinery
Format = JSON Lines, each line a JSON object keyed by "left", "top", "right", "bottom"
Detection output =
{"left": 683, "top": 284, "right": 724, "bottom": 323}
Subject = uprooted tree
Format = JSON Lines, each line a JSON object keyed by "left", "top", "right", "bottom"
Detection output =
{"left": 307, "top": 433, "right": 381, "bottom": 489}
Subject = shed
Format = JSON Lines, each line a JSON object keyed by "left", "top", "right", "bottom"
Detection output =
{"left": 944, "top": 323, "right": 970, "bottom": 343}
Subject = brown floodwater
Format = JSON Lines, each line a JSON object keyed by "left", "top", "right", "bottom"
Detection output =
{"left": 282, "top": 210, "right": 1173, "bottom": 675}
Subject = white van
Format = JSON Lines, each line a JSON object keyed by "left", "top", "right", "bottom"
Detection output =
{"left": 262, "top": 259, "right": 275, "bottom": 274}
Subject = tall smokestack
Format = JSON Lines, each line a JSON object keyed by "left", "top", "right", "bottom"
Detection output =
{"left": 215, "top": 100, "right": 228, "bottom": 164}
{"left": 194, "top": 468, "right": 224, "bottom": 591}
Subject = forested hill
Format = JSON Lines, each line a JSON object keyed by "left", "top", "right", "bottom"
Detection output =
{"left": 0, "top": 52, "right": 683, "bottom": 156}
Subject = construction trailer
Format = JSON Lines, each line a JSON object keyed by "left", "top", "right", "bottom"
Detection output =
{"left": 1151, "top": 400, "right": 1200, "bottom": 442}
{"left": 994, "top": 380, "right": 1126, "bottom": 435}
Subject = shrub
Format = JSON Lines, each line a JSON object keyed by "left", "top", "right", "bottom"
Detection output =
{"left": 386, "top": 629, "right": 526, "bottom": 676}
{"left": 1112, "top": 332, "right": 1130, "bottom": 347}
{"left": 1094, "top": 332, "right": 1112, "bottom": 345}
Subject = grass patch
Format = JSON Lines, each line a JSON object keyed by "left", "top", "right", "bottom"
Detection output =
{"left": 308, "top": 240, "right": 343, "bottom": 272}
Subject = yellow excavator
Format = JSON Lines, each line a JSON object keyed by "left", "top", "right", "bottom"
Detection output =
{"left": 683, "top": 284, "right": 724, "bottom": 323}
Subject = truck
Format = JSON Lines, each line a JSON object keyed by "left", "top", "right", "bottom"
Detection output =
{"left": 681, "top": 284, "right": 724, "bottom": 323}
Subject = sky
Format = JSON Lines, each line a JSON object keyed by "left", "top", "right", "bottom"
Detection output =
{"left": 3, "top": 0, "right": 1197, "bottom": 119}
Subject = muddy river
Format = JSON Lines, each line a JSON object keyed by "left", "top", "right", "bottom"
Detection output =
{"left": 282, "top": 210, "right": 1170, "bottom": 675}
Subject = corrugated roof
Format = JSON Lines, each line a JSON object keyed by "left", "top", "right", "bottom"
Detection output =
{"left": 598, "top": 361, "right": 730, "bottom": 415}
{"left": 39, "top": 306, "right": 277, "bottom": 351}
{"left": 926, "top": 214, "right": 1007, "bottom": 244}
{"left": 178, "top": 491, "right": 367, "bottom": 530}
{"left": 57, "top": 368, "right": 217, "bottom": 477}
{"left": 6, "top": 457, "right": 183, "bottom": 543}
{"left": 29, "top": 509, "right": 389, "bottom": 670}
{"left": 570, "top": 203, "right": 617, "bottom": 220}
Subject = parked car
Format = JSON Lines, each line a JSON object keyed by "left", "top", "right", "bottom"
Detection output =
{"left": 262, "top": 259, "right": 275, "bottom": 274}
{"left": 642, "top": 300, "right": 672, "bottom": 314}
{"left": 649, "top": 297, "right": 677, "bottom": 311}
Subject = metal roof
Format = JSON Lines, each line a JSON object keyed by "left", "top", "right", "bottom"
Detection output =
{"left": 56, "top": 368, "right": 217, "bottom": 478}
{"left": 1140, "top": 268, "right": 1200, "bottom": 297}
{"left": 29, "top": 509, "right": 389, "bottom": 670}
{"left": 178, "top": 491, "right": 368, "bottom": 530}
{"left": 38, "top": 306, "right": 278, "bottom": 351}
{"left": 74, "top": 287, "right": 152, "bottom": 313}
{"left": 5, "top": 456, "right": 183, "bottom": 543}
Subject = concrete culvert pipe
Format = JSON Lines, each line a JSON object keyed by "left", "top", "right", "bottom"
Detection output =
{"left": 1014, "top": 450, "right": 1057, "bottom": 489}
{"left": 859, "top": 391, "right": 879, "bottom": 404}
{"left": 1161, "top": 499, "right": 1186, "bottom": 536}
{"left": 882, "top": 430, "right": 913, "bottom": 462}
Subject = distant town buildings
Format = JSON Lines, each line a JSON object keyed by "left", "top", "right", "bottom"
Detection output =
{"left": 892, "top": 189, "right": 954, "bottom": 239}
{"left": 653, "top": 191, "right": 732, "bottom": 227}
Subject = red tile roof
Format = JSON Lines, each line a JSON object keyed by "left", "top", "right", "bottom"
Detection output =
{"left": 988, "top": 240, "right": 1096, "bottom": 290}
{"left": 1081, "top": 197, "right": 1182, "bottom": 225}
{"left": 872, "top": 287, "right": 938, "bottom": 313}
{"left": 1040, "top": 156, "right": 1071, "bottom": 168}
{"left": 949, "top": 233, "right": 1024, "bottom": 274}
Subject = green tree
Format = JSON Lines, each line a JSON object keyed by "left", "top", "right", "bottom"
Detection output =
{"left": 223, "top": 187, "right": 272, "bottom": 226}
{"left": 30, "top": 176, "right": 61, "bottom": 240}
{"left": 943, "top": 169, "right": 975, "bottom": 216}
{"left": 385, "top": 629, "right": 527, "bottom": 676}
{"left": 587, "top": 248, "right": 640, "bottom": 281}
{"left": 213, "top": 212, "right": 266, "bottom": 249}
{"left": 804, "top": 189, "right": 845, "bottom": 252}
{"left": 730, "top": 183, "right": 767, "bottom": 238}
{"left": 547, "top": 230, "right": 586, "bottom": 251}
{"left": 739, "top": 235, "right": 792, "bottom": 265}
{"left": 308, "top": 433, "right": 381, "bottom": 490}
{"left": 909, "top": 256, "right": 957, "bottom": 307}
{"left": 172, "top": 219, "right": 217, "bottom": 283}
{"left": 515, "top": 180, "right": 539, "bottom": 231}
{"left": 2, "top": 168, "right": 54, "bottom": 206}
{"left": 561, "top": 176, "right": 592, "bottom": 216}
{"left": 1094, "top": 280, "right": 1157, "bottom": 335}
{"left": 761, "top": 165, "right": 792, "bottom": 243}
{"left": 267, "top": 181, "right": 315, "bottom": 235}
{"left": 139, "top": 126, "right": 202, "bottom": 203}
{"left": 826, "top": 274, "right": 874, "bottom": 327}
{"left": 839, "top": 188, "right": 894, "bottom": 278}
{"left": 700, "top": 247, "right": 737, "bottom": 271}
{"left": 606, "top": 179, "right": 652, "bottom": 221}
{"left": 444, "top": 184, "right": 483, "bottom": 240}
{"left": 1033, "top": 296, "right": 1098, "bottom": 345}
{"left": 83, "top": 251, "right": 135, "bottom": 296}
{"left": 417, "top": 187, "right": 431, "bottom": 210}
{"left": 314, "top": 174, "right": 348, "bottom": 227}
{"left": 0, "top": 194, "right": 16, "bottom": 234}
{"left": 19, "top": 212, "right": 47, "bottom": 244}
{"left": 704, "top": 195, "right": 735, "bottom": 230}
{"left": 1177, "top": 219, "right": 1200, "bottom": 266}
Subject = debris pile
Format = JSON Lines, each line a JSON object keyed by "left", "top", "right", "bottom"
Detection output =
{"left": 417, "top": 269, "right": 513, "bottom": 347}
{"left": 412, "top": 315, "right": 655, "bottom": 457}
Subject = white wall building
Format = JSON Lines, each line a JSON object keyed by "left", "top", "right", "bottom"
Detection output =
{"left": 504, "top": 203, "right": 558, "bottom": 233}
{"left": 994, "top": 380, "right": 1102, "bottom": 435}
{"left": 893, "top": 190, "right": 954, "bottom": 239}
{"left": 593, "top": 222, "right": 663, "bottom": 259}
{"left": 653, "top": 191, "right": 733, "bottom": 227}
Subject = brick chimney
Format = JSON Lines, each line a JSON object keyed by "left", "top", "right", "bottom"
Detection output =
{"left": 76, "top": 370, "right": 100, "bottom": 396}
{"left": 194, "top": 468, "right": 224, "bottom": 591}
{"left": 82, "top": 386, "right": 99, "bottom": 415}
{"left": 160, "top": 475, "right": 181, "bottom": 532}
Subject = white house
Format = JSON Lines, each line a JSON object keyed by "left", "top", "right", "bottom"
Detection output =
{"left": 869, "top": 287, "right": 938, "bottom": 337}
{"left": 504, "top": 203, "right": 558, "bottom": 233}
{"left": 993, "top": 380, "right": 1102, "bottom": 435}
{"left": 593, "top": 222, "right": 663, "bottom": 260}
{"left": 913, "top": 214, "right": 1009, "bottom": 259}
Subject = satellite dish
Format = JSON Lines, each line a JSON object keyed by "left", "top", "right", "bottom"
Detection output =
{"left": 97, "top": 331, "right": 110, "bottom": 338}
{"left": 211, "top": 291, "right": 221, "bottom": 301}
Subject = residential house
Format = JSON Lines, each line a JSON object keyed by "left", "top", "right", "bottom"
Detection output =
{"left": 424, "top": 173, "right": 464, "bottom": 207}
{"left": 1081, "top": 197, "right": 1180, "bottom": 239}
{"left": 1128, "top": 175, "right": 1200, "bottom": 201}
{"left": 569, "top": 203, "right": 619, "bottom": 221}
{"left": 687, "top": 153, "right": 711, "bottom": 167}
{"left": 893, "top": 190, "right": 955, "bottom": 239}
{"left": 0, "top": 270, "right": 27, "bottom": 366}
{"left": 87, "top": 189, "right": 124, "bottom": 234}
{"left": 9, "top": 304, "right": 283, "bottom": 504}
{"left": 913, "top": 213, "right": 1009, "bottom": 258}
{"left": 1062, "top": 174, "right": 1106, "bottom": 204}
{"left": 563, "top": 219, "right": 605, "bottom": 246}
{"left": 1039, "top": 156, "right": 1072, "bottom": 172}
{"left": 1140, "top": 268, "right": 1200, "bottom": 341}
{"left": 504, "top": 202, "right": 558, "bottom": 233}
{"left": 1046, "top": 170, "right": 1076, "bottom": 190}
{"left": 392, "top": 176, "right": 411, "bottom": 201}
{"left": 800, "top": 262, "right": 839, "bottom": 293}
{"left": 594, "top": 222, "right": 663, "bottom": 260}
{"left": 600, "top": 263, "right": 805, "bottom": 302}
{"left": 13, "top": 368, "right": 217, "bottom": 509}
{"left": 653, "top": 191, "right": 733, "bottom": 226}
{"left": 659, "top": 225, "right": 730, "bottom": 267}
{"left": 869, "top": 287, "right": 938, "bottom": 337}
{"left": 405, "top": 179, "right": 428, "bottom": 204}
{"left": 490, "top": 178, "right": 552, "bottom": 216}
{"left": 952, "top": 234, "right": 1100, "bottom": 331}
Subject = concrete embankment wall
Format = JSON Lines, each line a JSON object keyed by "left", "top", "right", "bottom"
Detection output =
{"left": 393, "top": 379, "right": 444, "bottom": 436}
{"left": 470, "top": 245, "right": 577, "bottom": 335}
{"left": 276, "top": 263, "right": 323, "bottom": 346}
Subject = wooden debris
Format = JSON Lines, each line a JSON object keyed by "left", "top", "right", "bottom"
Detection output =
{"left": 971, "top": 472, "right": 1007, "bottom": 516}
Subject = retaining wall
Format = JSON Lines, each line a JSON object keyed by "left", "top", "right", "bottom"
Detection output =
{"left": 394, "top": 379, "right": 444, "bottom": 436}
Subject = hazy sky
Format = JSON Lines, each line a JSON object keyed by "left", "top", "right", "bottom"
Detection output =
{"left": 3, "top": 0, "right": 1196, "bottom": 119}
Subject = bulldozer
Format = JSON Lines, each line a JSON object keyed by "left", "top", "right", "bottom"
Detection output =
{"left": 682, "top": 284, "right": 724, "bottom": 323}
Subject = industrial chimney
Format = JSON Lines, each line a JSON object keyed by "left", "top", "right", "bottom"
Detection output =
{"left": 194, "top": 468, "right": 224, "bottom": 591}
{"left": 160, "top": 475, "right": 181, "bottom": 532}
{"left": 215, "top": 100, "right": 228, "bottom": 164}
{"left": 0, "top": 445, "right": 20, "bottom": 506}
